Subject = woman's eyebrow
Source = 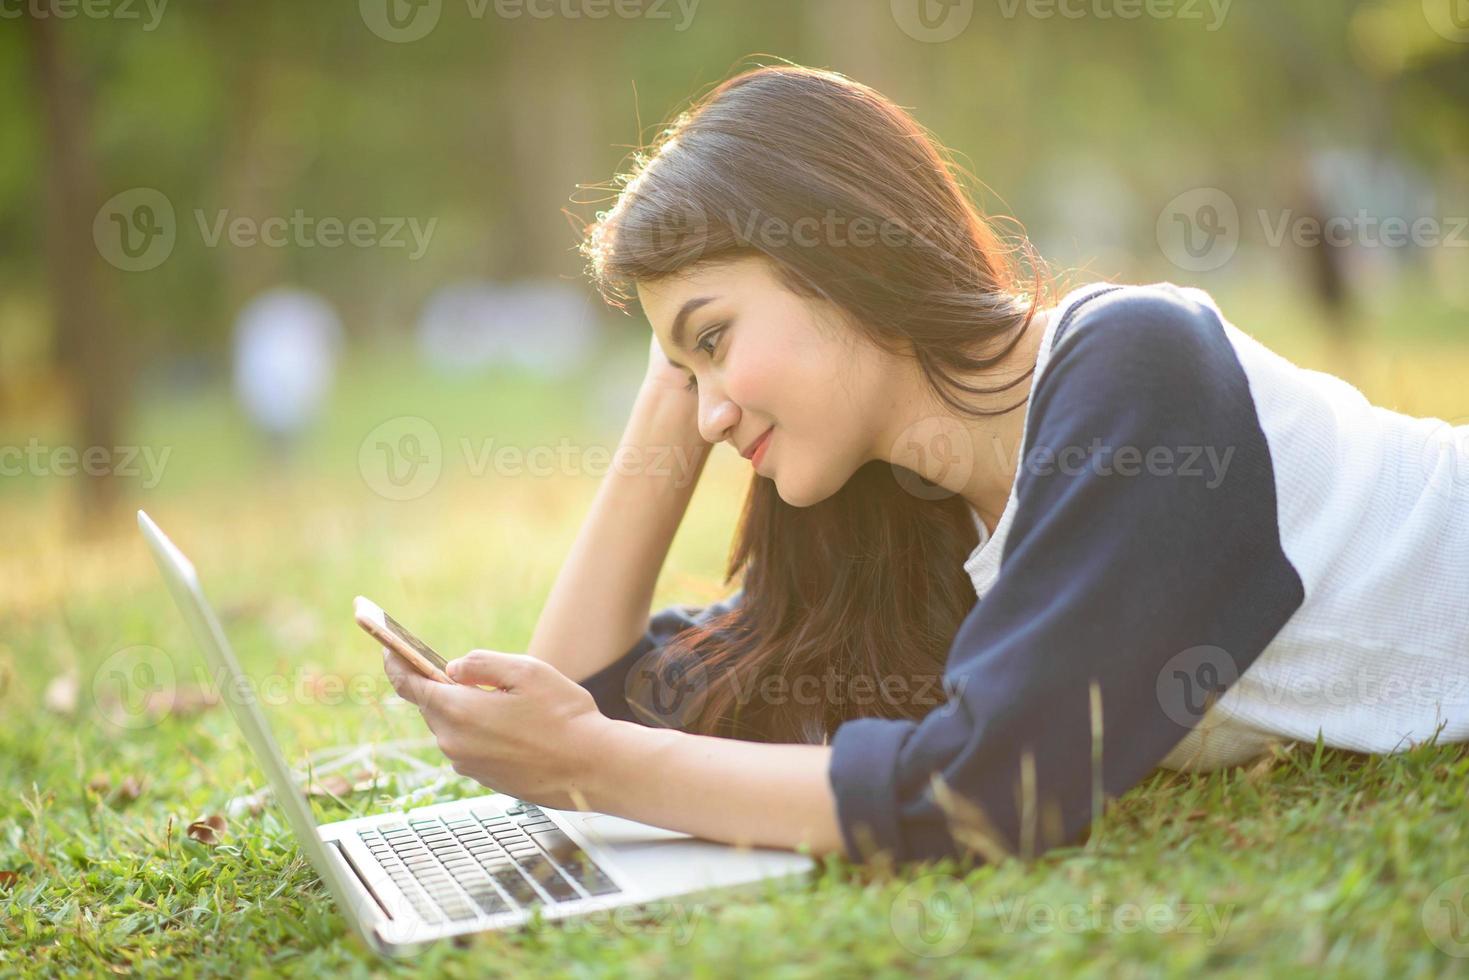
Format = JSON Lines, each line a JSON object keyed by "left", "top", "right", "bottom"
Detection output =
{"left": 664, "top": 295, "right": 718, "bottom": 370}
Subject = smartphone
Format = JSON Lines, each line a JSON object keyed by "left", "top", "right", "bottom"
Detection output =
{"left": 354, "top": 595, "right": 455, "bottom": 684}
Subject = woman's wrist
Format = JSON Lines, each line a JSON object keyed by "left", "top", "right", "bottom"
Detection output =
{"left": 618, "top": 384, "right": 709, "bottom": 489}
{"left": 570, "top": 717, "right": 846, "bottom": 855}
{"left": 629, "top": 381, "right": 703, "bottom": 442}
{"left": 577, "top": 717, "right": 677, "bottom": 815}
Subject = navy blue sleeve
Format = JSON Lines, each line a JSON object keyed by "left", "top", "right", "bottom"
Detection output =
{"left": 578, "top": 590, "right": 744, "bottom": 726}
{"left": 828, "top": 284, "right": 1306, "bottom": 864}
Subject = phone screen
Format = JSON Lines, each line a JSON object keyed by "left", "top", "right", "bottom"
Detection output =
{"left": 382, "top": 612, "right": 449, "bottom": 672}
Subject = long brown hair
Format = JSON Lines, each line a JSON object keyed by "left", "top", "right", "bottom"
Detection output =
{"left": 580, "top": 64, "right": 1063, "bottom": 743}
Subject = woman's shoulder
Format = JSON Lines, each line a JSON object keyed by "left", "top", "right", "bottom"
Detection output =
{"left": 1046, "top": 280, "right": 1232, "bottom": 365}
{"left": 1028, "top": 280, "right": 1250, "bottom": 429}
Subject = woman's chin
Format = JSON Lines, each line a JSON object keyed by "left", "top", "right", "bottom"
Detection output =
{"left": 771, "top": 472, "right": 840, "bottom": 509}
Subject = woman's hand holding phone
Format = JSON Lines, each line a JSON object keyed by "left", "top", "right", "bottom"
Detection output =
{"left": 359, "top": 596, "right": 612, "bottom": 808}
{"left": 354, "top": 596, "right": 455, "bottom": 684}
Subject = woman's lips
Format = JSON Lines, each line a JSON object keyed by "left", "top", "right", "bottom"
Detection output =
{"left": 750, "top": 427, "right": 774, "bottom": 467}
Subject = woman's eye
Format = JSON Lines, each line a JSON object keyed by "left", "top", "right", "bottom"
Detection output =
{"left": 695, "top": 325, "right": 725, "bottom": 358}
{"left": 682, "top": 324, "right": 725, "bottom": 392}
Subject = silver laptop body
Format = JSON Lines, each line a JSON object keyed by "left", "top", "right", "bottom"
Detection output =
{"left": 138, "top": 509, "right": 814, "bottom": 956}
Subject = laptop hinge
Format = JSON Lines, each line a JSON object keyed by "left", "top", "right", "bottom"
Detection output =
{"left": 327, "top": 838, "right": 396, "bottom": 920}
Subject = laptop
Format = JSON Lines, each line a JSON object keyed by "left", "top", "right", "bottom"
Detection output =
{"left": 137, "top": 510, "right": 815, "bottom": 956}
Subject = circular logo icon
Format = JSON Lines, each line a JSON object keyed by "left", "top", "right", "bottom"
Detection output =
{"left": 627, "top": 195, "right": 710, "bottom": 274}
{"left": 359, "top": 0, "right": 442, "bottom": 42}
{"left": 889, "top": 416, "right": 976, "bottom": 501}
{"left": 1156, "top": 645, "right": 1240, "bottom": 728}
{"left": 1157, "top": 187, "right": 1239, "bottom": 273}
{"left": 359, "top": 416, "right": 443, "bottom": 501}
{"left": 1417, "top": 416, "right": 1469, "bottom": 504}
{"left": 891, "top": 0, "right": 974, "bottom": 43}
{"left": 624, "top": 647, "right": 709, "bottom": 730}
{"left": 891, "top": 874, "right": 974, "bottom": 957}
{"left": 1423, "top": 0, "right": 1469, "bottom": 43}
{"left": 1423, "top": 874, "right": 1469, "bottom": 957}
{"left": 93, "top": 188, "right": 176, "bottom": 272}
{"left": 91, "top": 645, "right": 177, "bottom": 730}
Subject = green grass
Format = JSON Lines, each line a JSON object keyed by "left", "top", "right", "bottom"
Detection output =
{"left": 4, "top": 288, "right": 1469, "bottom": 977}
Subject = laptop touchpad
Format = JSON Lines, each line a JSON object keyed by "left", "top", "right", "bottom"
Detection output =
{"left": 569, "top": 813, "right": 693, "bottom": 847}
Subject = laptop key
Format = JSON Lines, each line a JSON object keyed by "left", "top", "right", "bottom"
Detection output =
{"left": 452, "top": 827, "right": 491, "bottom": 839}
{"left": 569, "top": 863, "right": 620, "bottom": 896}
{"left": 516, "top": 856, "right": 582, "bottom": 902}
{"left": 466, "top": 887, "right": 511, "bottom": 916}
{"left": 486, "top": 867, "right": 542, "bottom": 907}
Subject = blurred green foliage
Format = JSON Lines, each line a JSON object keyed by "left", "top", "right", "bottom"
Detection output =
{"left": 3, "top": 0, "right": 1465, "bottom": 357}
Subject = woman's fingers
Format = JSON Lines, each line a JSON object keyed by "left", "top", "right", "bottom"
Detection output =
{"left": 445, "top": 649, "right": 541, "bottom": 690}
{"left": 382, "top": 647, "right": 441, "bottom": 707}
{"left": 384, "top": 648, "right": 484, "bottom": 738}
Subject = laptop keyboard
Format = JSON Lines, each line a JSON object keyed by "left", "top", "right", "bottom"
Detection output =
{"left": 356, "top": 803, "right": 621, "bottom": 924}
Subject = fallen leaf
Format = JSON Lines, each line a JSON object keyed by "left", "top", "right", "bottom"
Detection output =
{"left": 43, "top": 671, "right": 80, "bottom": 716}
{"left": 305, "top": 774, "right": 353, "bottom": 798}
{"left": 1245, "top": 742, "right": 1293, "bottom": 784}
{"left": 186, "top": 814, "right": 228, "bottom": 845}
{"left": 108, "top": 776, "right": 144, "bottom": 807}
{"left": 217, "top": 597, "right": 268, "bottom": 624}
{"left": 94, "top": 682, "right": 218, "bottom": 726}
{"left": 351, "top": 767, "right": 380, "bottom": 787}
{"left": 163, "top": 683, "right": 219, "bottom": 718}
{"left": 0, "top": 871, "right": 18, "bottom": 889}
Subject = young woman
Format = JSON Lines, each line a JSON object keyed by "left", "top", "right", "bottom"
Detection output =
{"left": 383, "top": 65, "right": 1469, "bottom": 865}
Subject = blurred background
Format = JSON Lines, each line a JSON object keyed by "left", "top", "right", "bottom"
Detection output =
{"left": 2, "top": 0, "right": 1467, "bottom": 682}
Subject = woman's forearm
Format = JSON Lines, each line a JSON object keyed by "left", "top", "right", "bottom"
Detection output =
{"left": 526, "top": 385, "right": 710, "bottom": 682}
{"left": 583, "top": 720, "right": 846, "bottom": 857}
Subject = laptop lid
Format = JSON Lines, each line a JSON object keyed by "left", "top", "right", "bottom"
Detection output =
{"left": 137, "top": 510, "right": 389, "bottom": 953}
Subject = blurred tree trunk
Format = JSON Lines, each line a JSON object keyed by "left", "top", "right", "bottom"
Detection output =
{"left": 502, "top": 26, "right": 599, "bottom": 282}
{"left": 207, "top": 1, "right": 291, "bottom": 319}
{"left": 26, "top": 11, "right": 129, "bottom": 527}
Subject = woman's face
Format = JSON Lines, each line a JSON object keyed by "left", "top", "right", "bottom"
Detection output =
{"left": 637, "top": 255, "right": 903, "bottom": 507}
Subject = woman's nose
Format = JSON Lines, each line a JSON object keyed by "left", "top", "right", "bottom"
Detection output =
{"left": 698, "top": 394, "right": 740, "bottom": 445}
